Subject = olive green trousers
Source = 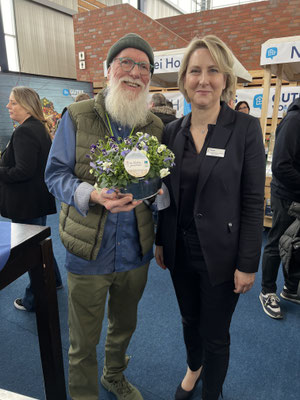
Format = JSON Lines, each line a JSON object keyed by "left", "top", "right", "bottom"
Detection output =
{"left": 67, "top": 264, "right": 149, "bottom": 400}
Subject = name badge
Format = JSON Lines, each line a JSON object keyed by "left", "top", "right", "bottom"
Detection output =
{"left": 206, "top": 147, "right": 225, "bottom": 158}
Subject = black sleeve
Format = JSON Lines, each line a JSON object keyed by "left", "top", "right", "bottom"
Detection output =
{"left": 272, "top": 117, "right": 300, "bottom": 191}
{"left": 0, "top": 126, "right": 40, "bottom": 183}
{"left": 237, "top": 117, "right": 266, "bottom": 272}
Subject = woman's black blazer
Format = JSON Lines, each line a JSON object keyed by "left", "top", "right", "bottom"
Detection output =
{"left": 0, "top": 116, "right": 56, "bottom": 220}
{"left": 156, "top": 102, "right": 266, "bottom": 286}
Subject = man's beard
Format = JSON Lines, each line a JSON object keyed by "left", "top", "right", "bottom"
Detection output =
{"left": 105, "top": 75, "right": 150, "bottom": 127}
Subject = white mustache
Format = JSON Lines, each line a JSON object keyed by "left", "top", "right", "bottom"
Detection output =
{"left": 119, "top": 76, "right": 144, "bottom": 88}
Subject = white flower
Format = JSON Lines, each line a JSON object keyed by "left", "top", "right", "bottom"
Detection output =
{"left": 160, "top": 168, "right": 170, "bottom": 178}
{"left": 157, "top": 144, "right": 167, "bottom": 153}
{"left": 102, "top": 161, "right": 112, "bottom": 170}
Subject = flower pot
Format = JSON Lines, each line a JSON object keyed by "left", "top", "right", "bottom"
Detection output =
{"left": 120, "top": 177, "right": 162, "bottom": 200}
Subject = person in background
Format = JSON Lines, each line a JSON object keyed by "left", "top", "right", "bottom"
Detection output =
{"left": 150, "top": 92, "right": 177, "bottom": 126}
{"left": 0, "top": 86, "right": 62, "bottom": 312}
{"left": 259, "top": 97, "right": 300, "bottom": 319}
{"left": 166, "top": 99, "right": 175, "bottom": 109}
{"left": 235, "top": 100, "right": 250, "bottom": 114}
{"left": 60, "top": 92, "right": 91, "bottom": 120}
{"left": 75, "top": 92, "right": 90, "bottom": 102}
{"left": 45, "top": 33, "right": 163, "bottom": 400}
{"left": 155, "top": 35, "right": 265, "bottom": 400}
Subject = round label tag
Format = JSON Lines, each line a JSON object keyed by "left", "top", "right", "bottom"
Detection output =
{"left": 124, "top": 148, "right": 150, "bottom": 178}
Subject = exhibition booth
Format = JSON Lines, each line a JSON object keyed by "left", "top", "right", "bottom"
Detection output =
{"left": 260, "top": 35, "right": 300, "bottom": 226}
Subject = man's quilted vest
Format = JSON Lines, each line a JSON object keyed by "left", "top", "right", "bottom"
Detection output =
{"left": 59, "top": 90, "right": 163, "bottom": 260}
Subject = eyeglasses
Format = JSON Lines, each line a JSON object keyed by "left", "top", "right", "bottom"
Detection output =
{"left": 115, "top": 57, "right": 153, "bottom": 75}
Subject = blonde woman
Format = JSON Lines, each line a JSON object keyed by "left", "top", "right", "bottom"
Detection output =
{"left": 155, "top": 36, "right": 265, "bottom": 400}
{"left": 0, "top": 86, "right": 61, "bottom": 311}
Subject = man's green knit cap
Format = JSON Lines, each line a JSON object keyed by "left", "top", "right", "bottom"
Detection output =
{"left": 106, "top": 33, "right": 154, "bottom": 74}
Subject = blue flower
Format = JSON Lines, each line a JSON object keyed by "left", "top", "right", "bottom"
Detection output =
{"left": 121, "top": 149, "right": 130, "bottom": 157}
{"left": 90, "top": 144, "right": 97, "bottom": 153}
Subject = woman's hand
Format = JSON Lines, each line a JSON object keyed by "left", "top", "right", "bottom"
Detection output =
{"left": 155, "top": 245, "right": 167, "bottom": 270}
{"left": 234, "top": 269, "right": 255, "bottom": 294}
{"left": 90, "top": 188, "right": 142, "bottom": 213}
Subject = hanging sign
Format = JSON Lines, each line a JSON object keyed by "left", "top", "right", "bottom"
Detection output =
{"left": 154, "top": 53, "right": 183, "bottom": 74}
{"left": 261, "top": 40, "right": 300, "bottom": 66}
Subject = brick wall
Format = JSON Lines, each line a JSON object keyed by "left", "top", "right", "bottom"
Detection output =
{"left": 157, "top": 0, "right": 300, "bottom": 71}
{"left": 73, "top": 0, "right": 300, "bottom": 83}
{"left": 73, "top": 4, "right": 188, "bottom": 83}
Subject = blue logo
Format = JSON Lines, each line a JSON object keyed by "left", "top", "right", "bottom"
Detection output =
{"left": 266, "top": 47, "right": 278, "bottom": 60}
{"left": 63, "top": 89, "right": 70, "bottom": 96}
{"left": 253, "top": 94, "right": 263, "bottom": 110}
{"left": 291, "top": 45, "right": 300, "bottom": 59}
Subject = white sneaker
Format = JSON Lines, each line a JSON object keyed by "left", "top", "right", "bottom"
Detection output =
{"left": 259, "top": 292, "right": 283, "bottom": 319}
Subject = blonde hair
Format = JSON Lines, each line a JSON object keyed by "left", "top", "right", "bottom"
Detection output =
{"left": 178, "top": 35, "right": 235, "bottom": 103}
{"left": 11, "top": 86, "right": 50, "bottom": 134}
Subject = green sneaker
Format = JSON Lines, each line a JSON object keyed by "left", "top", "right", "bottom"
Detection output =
{"left": 101, "top": 374, "right": 143, "bottom": 400}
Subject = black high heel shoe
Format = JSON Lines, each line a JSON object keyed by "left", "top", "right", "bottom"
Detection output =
{"left": 174, "top": 369, "right": 203, "bottom": 400}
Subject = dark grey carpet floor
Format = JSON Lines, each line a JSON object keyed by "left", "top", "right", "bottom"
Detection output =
{"left": 1, "top": 209, "right": 299, "bottom": 400}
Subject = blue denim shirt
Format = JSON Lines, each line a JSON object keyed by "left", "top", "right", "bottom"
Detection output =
{"left": 45, "top": 112, "right": 152, "bottom": 275}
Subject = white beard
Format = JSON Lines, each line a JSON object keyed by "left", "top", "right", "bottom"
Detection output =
{"left": 105, "top": 75, "right": 150, "bottom": 127}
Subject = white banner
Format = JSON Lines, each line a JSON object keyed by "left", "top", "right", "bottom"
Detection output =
{"left": 261, "top": 40, "right": 300, "bottom": 66}
{"left": 153, "top": 54, "right": 183, "bottom": 74}
{"left": 150, "top": 87, "right": 300, "bottom": 119}
{"left": 235, "top": 86, "right": 300, "bottom": 118}
{"left": 163, "top": 92, "right": 184, "bottom": 117}
{"left": 149, "top": 92, "right": 184, "bottom": 118}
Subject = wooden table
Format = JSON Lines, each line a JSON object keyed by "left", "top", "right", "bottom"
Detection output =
{"left": 0, "top": 223, "right": 67, "bottom": 400}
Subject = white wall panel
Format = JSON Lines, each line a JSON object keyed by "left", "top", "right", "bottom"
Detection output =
{"left": 100, "top": 0, "right": 184, "bottom": 18}
{"left": 146, "top": 0, "right": 181, "bottom": 18}
{"left": 14, "top": 0, "right": 76, "bottom": 78}
{"left": 49, "top": 0, "right": 77, "bottom": 10}
{"left": 30, "top": 0, "right": 77, "bottom": 12}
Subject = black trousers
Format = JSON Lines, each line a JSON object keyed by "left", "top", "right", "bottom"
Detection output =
{"left": 261, "top": 194, "right": 298, "bottom": 293}
{"left": 171, "top": 229, "right": 239, "bottom": 400}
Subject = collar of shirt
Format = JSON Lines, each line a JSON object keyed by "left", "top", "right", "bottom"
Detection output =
{"left": 108, "top": 116, "right": 132, "bottom": 140}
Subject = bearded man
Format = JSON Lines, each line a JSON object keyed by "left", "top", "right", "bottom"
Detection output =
{"left": 45, "top": 33, "right": 163, "bottom": 400}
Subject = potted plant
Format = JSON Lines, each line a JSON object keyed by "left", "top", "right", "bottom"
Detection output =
{"left": 88, "top": 132, "right": 175, "bottom": 200}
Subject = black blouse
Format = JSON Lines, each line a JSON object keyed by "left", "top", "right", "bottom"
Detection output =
{"left": 178, "top": 124, "right": 215, "bottom": 231}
